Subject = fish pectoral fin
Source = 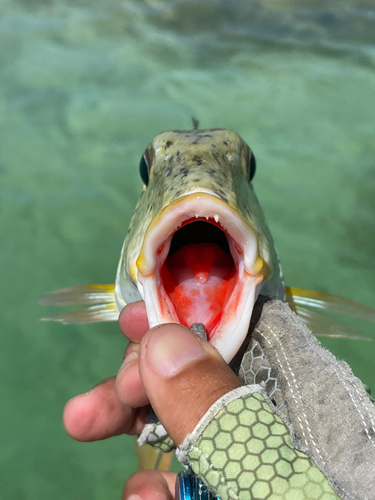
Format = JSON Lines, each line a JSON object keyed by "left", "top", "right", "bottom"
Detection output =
{"left": 294, "top": 304, "right": 372, "bottom": 341}
{"left": 40, "top": 284, "right": 116, "bottom": 306}
{"left": 40, "top": 284, "right": 119, "bottom": 323}
{"left": 286, "top": 286, "right": 375, "bottom": 341}
{"left": 286, "top": 287, "right": 375, "bottom": 321}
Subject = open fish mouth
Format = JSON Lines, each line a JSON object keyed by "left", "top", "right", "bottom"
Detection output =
{"left": 135, "top": 192, "right": 265, "bottom": 362}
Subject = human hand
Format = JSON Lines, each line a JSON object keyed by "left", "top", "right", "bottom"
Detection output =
{"left": 63, "top": 301, "right": 242, "bottom": 499}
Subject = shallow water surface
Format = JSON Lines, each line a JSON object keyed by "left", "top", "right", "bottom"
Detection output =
{"left": 1, "top": 1, "right": 374, "bottom": 498}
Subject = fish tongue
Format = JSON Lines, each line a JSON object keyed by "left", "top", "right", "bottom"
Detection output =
{"left": 162, "top": 243, "right": 236, "bottom": 336}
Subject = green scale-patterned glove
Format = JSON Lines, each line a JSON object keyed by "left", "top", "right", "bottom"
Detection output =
{"left": 176, "top": 385, "right": 338, "bottom": 500}
{"left": 138, "top": 301, "right": 375, "bottom": 499}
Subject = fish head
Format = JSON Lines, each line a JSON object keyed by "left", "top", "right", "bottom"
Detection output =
{"left": 116, "top": 128, "right": 284, "bottom": 362}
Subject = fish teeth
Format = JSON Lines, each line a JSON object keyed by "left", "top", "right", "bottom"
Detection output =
{"left": 214, "top": 214, "right": 219, "bottom": 223}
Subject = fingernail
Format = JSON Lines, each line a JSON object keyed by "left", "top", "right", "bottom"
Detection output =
{"left": 146, "top": 326, "right": 206, "bottom": 378}
{"left": 119, "top": 351, "right": 138, "bottom": 373}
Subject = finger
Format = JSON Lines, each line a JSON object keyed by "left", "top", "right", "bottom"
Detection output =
{"left": 119, "top": 301, "right": 149, "bottom": 343}
{"left": 138, "top": 324, "right": 242, "bottom": 445}
{"left": 63, "top": 377, "right": 149, "bottom": 441}
{"left": 116, "top": 346, "right": 150, "bottom": 408}
{"left": 122, "top": 470, "right": 176, "bottom": 500}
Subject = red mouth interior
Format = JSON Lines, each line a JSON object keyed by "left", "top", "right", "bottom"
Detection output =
{"left": 160, "top": 219, "right": 237, "bottom": 339}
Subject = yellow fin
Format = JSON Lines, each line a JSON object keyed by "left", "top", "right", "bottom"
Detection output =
{"left": 135, "top": 439, "right": 174, "bottom": 471}
{"left": 294, "top": 305, "right": 372, "bottom": 341}
{"left": 40, "top": 284, "right": 119, "bottom": 323}
{"left": 40, "top": 284, "right": 115, "bottom": 306}
{"left": 286, "top": 287, "right": 374, "bottom": 341}
{"left": 286, "top": 287, "right": 375, "bottom": 321}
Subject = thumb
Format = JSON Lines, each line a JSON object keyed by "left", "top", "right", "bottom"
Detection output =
{"left": 138, "top": 323, "right": 242, "bottom": 445}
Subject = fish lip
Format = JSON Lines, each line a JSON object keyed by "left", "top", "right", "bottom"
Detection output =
{"left": 136, "top": 192, "right": 263, "bottom": 278}
{"left": 134, "top": 192, "right": 264, "bottom": 363}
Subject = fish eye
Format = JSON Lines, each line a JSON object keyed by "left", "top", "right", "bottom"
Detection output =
{"left": 139, "top": 155, "right": 149, "bottom": 186}
{"left": 249, "top": 151, "right": 256, "bottom": 182}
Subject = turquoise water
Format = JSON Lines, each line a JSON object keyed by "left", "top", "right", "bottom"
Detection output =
{"left": 1, "top": 1, "right": 374, "bottom": 498}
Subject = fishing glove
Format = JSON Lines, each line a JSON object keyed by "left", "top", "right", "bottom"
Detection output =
{"left": 138, "top": 301, "right": 375, "bottom": 500}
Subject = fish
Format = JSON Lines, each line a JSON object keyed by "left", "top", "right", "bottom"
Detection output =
{"left": 43, "top": 127, "right": 285, "bottom": 363}
{"left": 41, "top": 125, "right": 375, "bottom": 357}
